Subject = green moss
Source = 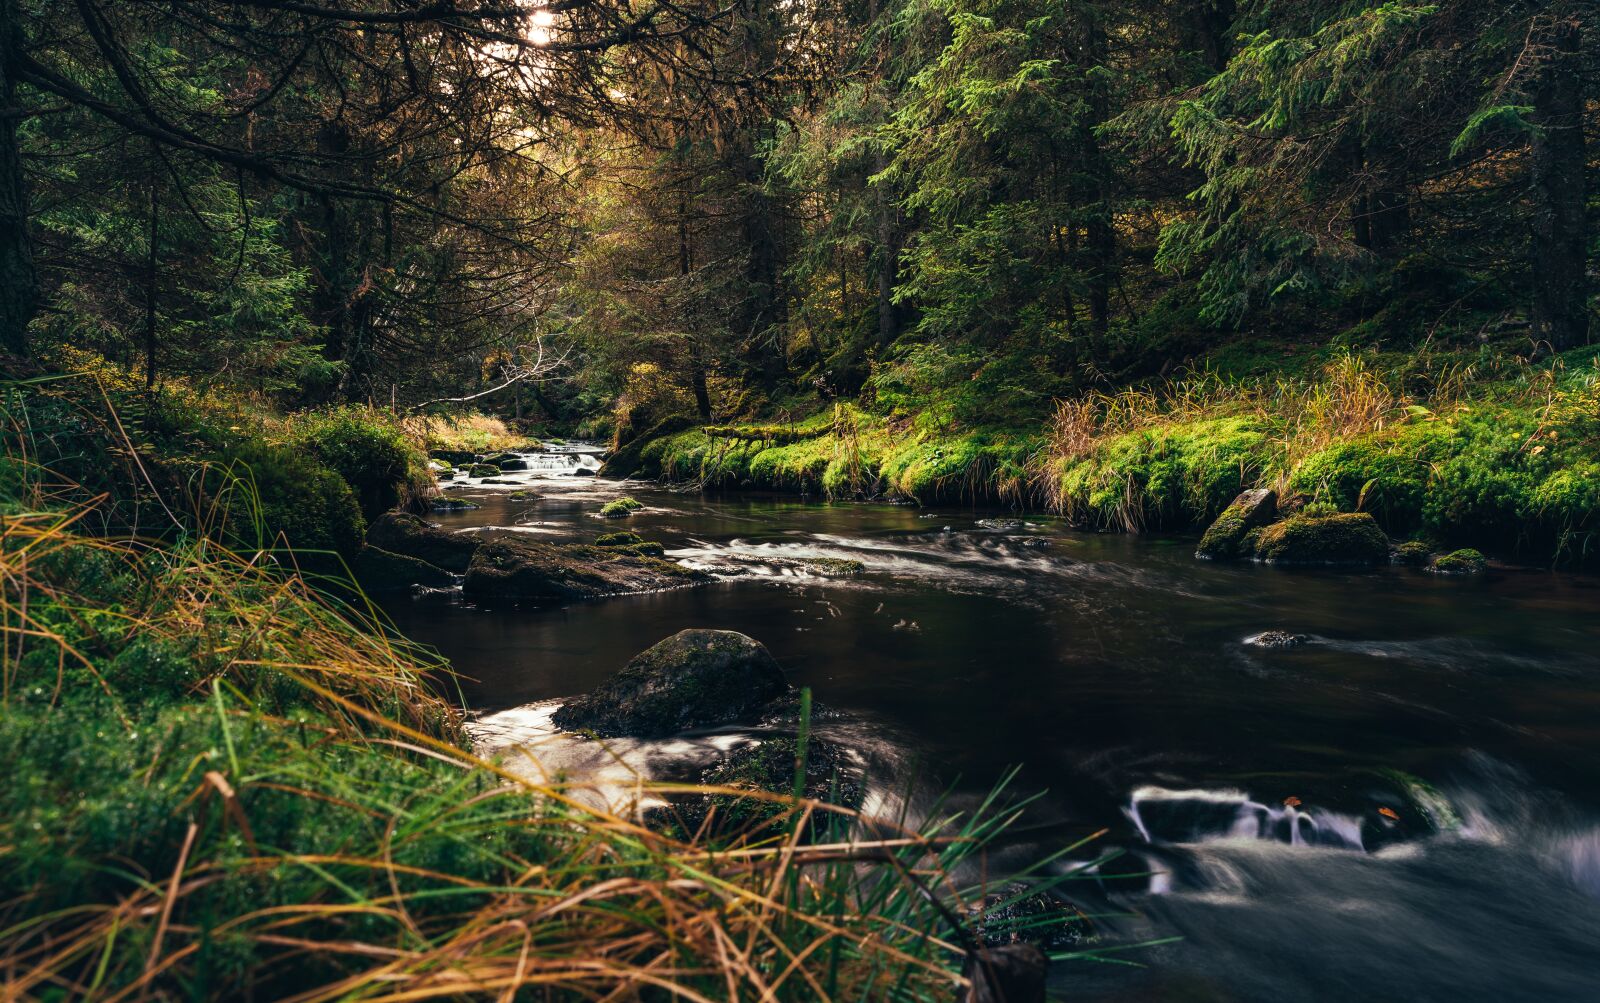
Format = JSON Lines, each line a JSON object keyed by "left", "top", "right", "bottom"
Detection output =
{"left": 596, "top": 531, "right": 644, "bottom": 546}
{"left": 291, "top": 407, "right": 432, "bottom": 520}
{"left": 1431, "top": 548, "right": 1487, "bottom": 575}
{"left": 1253, "top": 513, "right": 1390, "bottom": 565}
{"left": 467, "top": 463, "right": 501, "bottom": 477}
{"left": 1392, "top": 540, "right": 1433, "bottom": 566}
{"left": 600, "top": 496, "right": 644, "bottom": 518}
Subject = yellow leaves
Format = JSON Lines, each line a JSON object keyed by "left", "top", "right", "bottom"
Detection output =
{"left": 1378, "top": 807, "right": 1400, "bottom": 821}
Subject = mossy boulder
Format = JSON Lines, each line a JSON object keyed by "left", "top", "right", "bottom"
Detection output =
{"left": 429, "top": 448, "right": 477, "bottom": 466}
{"left": 1391, "top": 540, "right": 1433, "bottom": 566}
{"left": 1253, "top": 513, "right": 1389, "bottom": 566}
{"left": 600, "top": 496, "right": 644, "bottom": 518}
{"left": 601, "top": 414, "right": 700, "bottom": 478}
{"left": 595, "top": 531, "right": 644, "bottom": 547}
{"left": 467, "top": 463, "right": 501, "bottom": 478}
{"left": 1196, "top": 488, "right": 1278, "bottom": 560}
{"left": 551, "top": 629, "right": 788, "bottom": 738}
{"left": 366, "top": 512, "right": 481, "bottom": 573}
{"left": 461, "top": 538, "right": 709, "bottom": 603}
{"left": 1430, "top": 548, "right": 1487, "bottom": 575}
{"left": 481, "top": 452, "right": 524, "bottom": 468}
{"left": 349, "top": 545, "right": 453, "bottom": 593}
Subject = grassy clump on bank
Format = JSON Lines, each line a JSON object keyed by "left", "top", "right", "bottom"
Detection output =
{"left": 629, "top": 349, "right": 1600, "bottom": 566}
{"left": 2, "top": 376, "right": 1070, "bottom": 999}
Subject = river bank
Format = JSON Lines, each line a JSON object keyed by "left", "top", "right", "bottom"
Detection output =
{"left": 0, "top": 368, "right": 1050, "bottom": 1000}
{"left": 613, "top": 348, "right": 1600, "bottom": 569}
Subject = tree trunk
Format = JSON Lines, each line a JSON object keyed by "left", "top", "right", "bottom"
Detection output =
{"left": 0, "top": 0, "right": 37, "bottom": 359}
{"left": 1529, "top": 14, "right": 1589, "bottom": 352}
{"left": 144, "top": 148, "right": 159, "bottom": 388}
{"left": 874, "top": 152, "right": 900, "bottom": 349}
{"left": 1081, "top": 9, "right": 1114, "bottom": 339}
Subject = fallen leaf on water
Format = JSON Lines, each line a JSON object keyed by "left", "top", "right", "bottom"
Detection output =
{"left": 1378, "top": 807, "right": 1400, "bottom": 821}
{"left": 1283, "top": 796, "right": 1302, "bottom": 807}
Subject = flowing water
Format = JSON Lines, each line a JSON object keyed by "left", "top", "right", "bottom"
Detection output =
{"left": 384, "top": 448, "right": 1600, "bottom": 1001}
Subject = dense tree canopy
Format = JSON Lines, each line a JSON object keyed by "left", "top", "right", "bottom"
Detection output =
{"left": 0, "top": 0, "right": 1592, "bottom": 419}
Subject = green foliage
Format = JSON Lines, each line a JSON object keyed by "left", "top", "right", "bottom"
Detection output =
{"left": 290, "top": 407, "right": 432, "bottom": 519}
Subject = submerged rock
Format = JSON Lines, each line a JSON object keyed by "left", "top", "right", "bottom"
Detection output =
{"left": 970, "top": 882, "right": 1092, "bottom": 951}
{"left": 1253, "top": 512, "right": 1389, "bottom": 566}
{"left": 366, "top": 512, "right": 481, "bottom": 572}
{"left": 552, "top": 629, "right": 788, "bottom": 738}
{"left": 1245, "top": 630, "right": 1310, "bottom": 649}
{"left": 1196, "top": 488, "right": 1278, "bottom": 560}
{"left": 653, "top": 736, "right": 864, "bottom": 840}
{"left": 976, "top": 518, "right": 1026, "bottom": 532}
{"left": 462, "top": 537, "right": 709, "bottom": 603}
{"left": 1430, "top": 548, "right": 1487, "bottom": 575}
{"left": 349, "top": 545, "right": 453, "bottom": 593}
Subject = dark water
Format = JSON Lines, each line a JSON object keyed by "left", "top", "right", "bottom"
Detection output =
{"left": 384, "top": 452, "right": 1600, "bottom": 1001}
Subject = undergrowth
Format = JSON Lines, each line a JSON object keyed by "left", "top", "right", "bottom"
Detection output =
{"left": 1, "top": 375, "right": 1111, "bottom": 999}
{"left": 636, "top": 349, "right": 1600, "bottom": 565}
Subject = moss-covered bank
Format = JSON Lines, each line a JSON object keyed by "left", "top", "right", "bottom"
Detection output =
{"left": 622, "top": 351, "right": 1600, "bottom": 567}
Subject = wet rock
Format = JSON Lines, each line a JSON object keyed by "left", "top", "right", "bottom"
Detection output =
{"left": 349, "top": 545, "right": 453, "bottom": 593}
{"left": 495, "top": 458, "right": 529, "bottom": 472}
{"left": 600, "top": 497, "right": 643, "bottom": 518}
{"left": 1196, "top": 488, "right": 1278, "bottom": 560}
{"left": 1391, "top": 540, "right": 1433, "bottom": 566}
{"left": 652, "top": 736, "right": 863, "bottom": 840}
{"left": 429, "top": 448, "right": 476, "bottom": 466}
{"left": 507, "top": 490, "right": 540, "bottom": 501}
{"left": 467, "top": 463, "right": 501, "bottom": 478}
{"left": 552, "top": 629, "right": 787, "bottom": 738}
{"left": 572, "top": 468, "right": 597, "bottom": 477}
{"left": 367, "top": 512, "right": 481, "bottom": 573}
{"left": 1430, "top": 548, "right": 1487, "bottom": 575}
{"left": 976, "top": 518, "right": 1026, "bottom": 532}
{"left": 430, "top": 498, "right": 481, "bottom": 513}
{"left": 970, "top": 882, "right": 1092, "bottom": 951}
{"left": 462, "top": 537, "right": 709, "bottom": 604}
{"left": 1253, "top": 512, "right": 1389, "bottom": 566}
{"left": 480, "top": 477, "right": 521, "bottom": 485}
{"left": 765, "top": 556, "right": 866, "bottom": 577}
{"left": 481, "top": 452, "right": 525, "bottom": 469}
{"left": 1245, "top": 630, "right": 1309, "bottom": 649}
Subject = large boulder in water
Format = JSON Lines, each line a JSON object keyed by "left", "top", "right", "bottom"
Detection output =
{"left": 349, "top": 545, "right": 453, "bottom": 593}
{"left": 1252, "top": 512, "right": 1389, "bottom": 566}
{"left": 552, "top": 629, "right": 788, "bottom": 738}
{"left": 366, "top": 512, "right": 480, "bottom": 572}
{"left": 462, "top": 537, "right": 709, "bottom": 603}
{"left": 651, "top": 736, "right": 863, "bottom": 841}
{"left": 1196, "top": 488, "right": 1277, "bottom": 560}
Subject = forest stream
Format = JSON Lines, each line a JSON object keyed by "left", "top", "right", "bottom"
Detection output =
{"left": 380, "top": 450, "right": 1600, "bottom": 1003}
